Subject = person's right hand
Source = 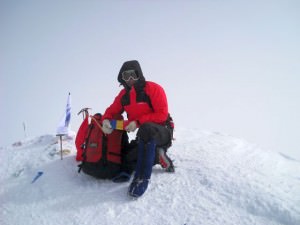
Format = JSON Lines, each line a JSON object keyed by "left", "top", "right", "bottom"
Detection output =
{"left": 125, "top": 121, "right": 137, "bottom": 132}
{"left": 102, "top": 119, "right": 113, "bottom": 134}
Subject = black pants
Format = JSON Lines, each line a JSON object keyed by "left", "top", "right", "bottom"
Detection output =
{"left": 123, "top": 122, "right": 172, "bottom": 171}
{"left": 137, "top": 122, "right": 172, "bottom": 147}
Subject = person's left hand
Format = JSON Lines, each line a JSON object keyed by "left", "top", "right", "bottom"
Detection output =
{"left": 125, "top": 121, "right": 137, "bottom": 132}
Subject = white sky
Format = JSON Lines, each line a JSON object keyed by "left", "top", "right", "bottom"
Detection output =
{"left": 1, "top": 0, "right": 300, "bottom": 159}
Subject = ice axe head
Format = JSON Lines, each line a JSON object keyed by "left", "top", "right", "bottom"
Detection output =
{"left": 77, "top": 108, "right": 91, "bottom": 120}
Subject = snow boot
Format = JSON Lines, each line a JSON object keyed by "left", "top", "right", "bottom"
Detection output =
{"left": 128, "top": 139, "right": 156, "bottom": 198}
{"left": 157, "top": 147, "right": 175, "bottom": 173}
{"left": 128, "top": 178, "right": 150, "bottom": 198}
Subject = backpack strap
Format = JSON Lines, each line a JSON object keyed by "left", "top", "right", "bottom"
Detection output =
{"left": 90, "top": 114, "right": 109, "bottom": 165}
{"left": 101, "top": 135, "right": 108, "bottom": 166}
{"left": 78, "top": 113, "right": 105, "bottom": 173}
{"left": 78, "top": 123, "right": 94, "bottom": 173}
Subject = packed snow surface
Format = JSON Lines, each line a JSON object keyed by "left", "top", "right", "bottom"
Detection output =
{"left": 1, "top": 128, "right": 299, "bottom": 225}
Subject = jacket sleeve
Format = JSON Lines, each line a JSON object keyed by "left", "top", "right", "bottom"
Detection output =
{"left": 138, "top": 83, "right": 169, "bottom": 125}
{"left": 102, "top": 90, "right": 125, "bottom": 121}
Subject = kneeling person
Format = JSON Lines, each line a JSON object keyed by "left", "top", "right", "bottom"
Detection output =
{"left": 101, "top": 60, "right": 175, "bottom": 198}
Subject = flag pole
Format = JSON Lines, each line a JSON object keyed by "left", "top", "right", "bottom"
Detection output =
{"left": 56, "top": 134, "right": 65, "bottom": 160}
{"left": 56, "top": 92, "right": 72, "bottom": 160}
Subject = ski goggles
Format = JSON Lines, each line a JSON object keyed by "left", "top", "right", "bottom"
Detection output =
{"left": 121, "top": 70, "right": 139, "bottom": 82}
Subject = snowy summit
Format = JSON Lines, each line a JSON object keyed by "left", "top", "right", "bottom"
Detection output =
{"left": 0, "top": 128, "right": 299, "bottom": 225}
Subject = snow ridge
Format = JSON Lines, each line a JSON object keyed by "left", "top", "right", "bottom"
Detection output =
{"left": 1, "top": 129, "right": 299, "bottom": 225}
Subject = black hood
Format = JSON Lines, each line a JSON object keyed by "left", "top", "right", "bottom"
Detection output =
{"left": 118, "top": 60, "right": 146, "bottom": 90}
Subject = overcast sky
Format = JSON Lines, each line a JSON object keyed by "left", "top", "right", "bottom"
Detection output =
{"left": 1, "top": 0, "right": 299, "bottom": 159}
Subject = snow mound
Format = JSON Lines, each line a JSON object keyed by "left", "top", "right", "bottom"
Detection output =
{"left": 1, "top": 128, "right": 299, "bottom": 225}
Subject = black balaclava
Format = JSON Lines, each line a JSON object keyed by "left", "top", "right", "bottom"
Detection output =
{"left": 118, "top": 60, "right": 150, "bottom": 106}
{"left": 118, "top": 60, "right": 146, "bottom": 91}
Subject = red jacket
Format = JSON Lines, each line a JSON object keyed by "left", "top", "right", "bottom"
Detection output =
{"left": 102, "top": 81, "right": 168, "bottom": 126}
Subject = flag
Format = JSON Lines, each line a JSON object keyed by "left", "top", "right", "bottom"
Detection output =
{"left": 110, "top": 119, "right": 130, "bottom": 130}
{"left": 56, "top": 93, "right": 72, "bottom": 135}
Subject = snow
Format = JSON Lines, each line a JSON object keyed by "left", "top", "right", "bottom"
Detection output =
{"left": 1, "top": 128, "right": 299, "bottom": 225}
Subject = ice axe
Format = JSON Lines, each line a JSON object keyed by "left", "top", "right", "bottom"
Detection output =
{"left": 78, "top": 108, "right": 105, "bottom": 133}
{"left": 77, "top": 108, "right": 91, "bottom": 120}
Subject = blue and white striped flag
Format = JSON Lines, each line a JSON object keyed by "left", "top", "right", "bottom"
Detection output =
{"left": 56, "top": 93, "right": 72, "bottom": 135}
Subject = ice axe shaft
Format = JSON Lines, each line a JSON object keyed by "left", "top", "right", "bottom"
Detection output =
{"left": 89, "top": 115, "right": 104, "bottom": 133}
